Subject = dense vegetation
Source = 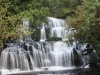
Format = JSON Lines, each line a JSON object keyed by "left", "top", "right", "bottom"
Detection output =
{"left": 0, "top": 0, "right": 79, "bottom": 47}
{"left": 0, "top": 0, "right": 49, "bottom": 47}
{"left": 67, "top": 0, "right": 100, "bottom": 68}
{"left": 0, "top": 0, "right": 100, "bottom": 55}
{"left": 67, "top": 0, "right": 100, "bottom": 53}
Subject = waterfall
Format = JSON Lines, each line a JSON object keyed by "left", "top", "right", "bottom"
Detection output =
{"left": 48, "top": 17, "right": 66, "bottom": 38}
{"left": 0, "top": 17, "right": 92, "bottom": 74}
{"left": 40, "top": 24, "right": 46, "bottom": 42}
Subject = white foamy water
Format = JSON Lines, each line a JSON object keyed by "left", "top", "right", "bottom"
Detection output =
{"left": 0, "top": 17, "right": 90, "bottom": 75}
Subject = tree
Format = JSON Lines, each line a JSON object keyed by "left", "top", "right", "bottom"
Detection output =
{"left": 0, "top": 0, "right": 81, "bottom": 48}
{"left": 0, "top": 0, "right": 50, "bottom": 47}
{"left": 43, "top": 0, "right": 80, "bottom": 18}
{"left": 67, "top": 0, "right": 100, "bottom": 53}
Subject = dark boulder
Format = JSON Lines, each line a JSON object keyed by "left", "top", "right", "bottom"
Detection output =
{"left": 72, "top": 48, "right": 84, "bottom": 67}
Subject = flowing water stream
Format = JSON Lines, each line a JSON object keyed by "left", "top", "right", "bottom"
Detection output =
{"left": 0, "top": 17, "right": 93, "bottom": 75}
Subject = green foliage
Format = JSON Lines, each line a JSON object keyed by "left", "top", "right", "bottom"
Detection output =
{"left": 67, "top": 0, "right": 100, "bottom": 53}
{"left": 44, "top": 0, "right": 80, "bottom": 18}
{"left": 18, "top": 0, "right": 50, "bottom": 26}
{"left": 0, "top": 1, "right": 20, "bottom": 47}
{"left": 0, "top": 0, "right": 82, "bottom": 48}
{"left": 0, "top": 0, "right": 50, "bottom": 47}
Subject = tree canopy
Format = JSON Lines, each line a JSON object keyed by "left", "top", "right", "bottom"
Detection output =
{"left": 0, "top": 0, "right": 79, "bottom": 47}
{"left": 0, "top": 0, "right": 49, "bottom": 47}
{"left": 1, "top": 0, "right": 99, "bottom": 52}
{"left": 67, "top": 0, "right": 100, "bottom": 53}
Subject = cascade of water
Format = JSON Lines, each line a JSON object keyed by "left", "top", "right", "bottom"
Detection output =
{"left": 52, "top": 41, "right": 73, "bottom": 67}
{"left": 27, "top": 51, "right": 34, "bottom": 70}
{"left": 40, "top": 24, "right": 46, "bottom": 42}
{"left": 48, "top": 17, "right": 66, "bottom": 38}
{"left": 48, "top": 17, "right": 64, "bottom": 27}
{"left": 0, "top": 17, "right": 93, "bottom": 74}
{"left": 51, "top": 27, "right": 65, "bottom": 38}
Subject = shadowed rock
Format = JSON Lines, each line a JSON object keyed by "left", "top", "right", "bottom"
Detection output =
{"left": 72, "top": 48, "right": 84, "bottom": 67}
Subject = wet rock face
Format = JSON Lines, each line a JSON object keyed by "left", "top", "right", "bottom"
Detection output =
{"left": 31, "top": 29, "right": 41, "bottom": 41}
{"left": 82, "top": 48, "right": 93, "bottom": 55}
{"left": 82, "top": 43, "right": 94, "bottom": 55}
{"left": 23, "top": 44, "right": 28, "bottom": 51}
{"left": 31, "top": 28, "right": 50, "bottom": 41}
{"left": 72, "top": 48, "right": 84, "bottom": 67}
{"left": 81, "top": 43, "right": 100, "bottom": 69}
{"left": 47, "top": 37, "right": 62, "bottom": 41}
{"left": 3, "top": 43, "right": 8, "bottom": 49}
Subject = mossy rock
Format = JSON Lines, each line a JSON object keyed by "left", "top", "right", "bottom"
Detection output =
{"left": 45, "top": 28, "right": 50, "bottom": 39}
{"left": 47, "top": 37, "right": 62, "bottom": 41}
{"left": 31, "top": 28, "right": 63, "bottom": 41}
{"left": 72, "top": 48, "right": 84, "bottom": 67}
{"left": 31, "top": 28, "right": 50, "bottom": 41}
{"left": 31, "top": 29, "right": 40, "bottom": 41}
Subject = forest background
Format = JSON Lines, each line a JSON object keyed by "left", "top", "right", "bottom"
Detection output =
{"left": 0, "top": 0, "right": 100, "bottom": 54}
